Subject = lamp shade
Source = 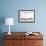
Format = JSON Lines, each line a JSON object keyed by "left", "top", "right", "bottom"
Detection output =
{"left": 5, "top": 18, "right": 14, "bottom": 25}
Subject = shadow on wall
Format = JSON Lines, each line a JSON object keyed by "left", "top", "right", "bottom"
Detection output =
{"left": 0, "top": 15, "right": 5, "bottom": 46}
{"left": 0, "top": 15, "right": 5, "bottom": 32}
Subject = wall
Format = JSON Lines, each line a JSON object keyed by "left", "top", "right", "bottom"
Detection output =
{"left": 0, "top": 0, "right": 46, "bottom": 32}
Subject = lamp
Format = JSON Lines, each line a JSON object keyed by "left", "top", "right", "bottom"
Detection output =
{"left": 5, "top": 18, "right": 14, "bottom": 35}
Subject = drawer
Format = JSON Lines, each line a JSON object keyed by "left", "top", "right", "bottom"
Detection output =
{"left": 4, "top": 40, "right": 16, "bottom": 46}
{"left": 24, "top": 40, "right": 43, "bottom": 46}
{"left": 32, "top": 40, "right": 43, "bottom": 46}
{"left": 4, "top": 35, "right": 24, "bottom": 40}
{"left": 25, "top": 35, "right": 43, "bottom": 40}
{"left": 4, "top": 40, "right": 24, "bottom": 46}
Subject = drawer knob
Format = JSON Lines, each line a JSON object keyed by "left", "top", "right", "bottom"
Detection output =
{"left": 32, "top": 42, "right": 35, "bottom": 44}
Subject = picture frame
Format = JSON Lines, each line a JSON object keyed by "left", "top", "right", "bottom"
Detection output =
{"left": 18, "top": 10, "right": 35, "bottom": 23}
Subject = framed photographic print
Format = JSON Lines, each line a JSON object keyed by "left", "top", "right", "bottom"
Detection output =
{"left": 18, "top": 10, "right": 35, "bottom": 23}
